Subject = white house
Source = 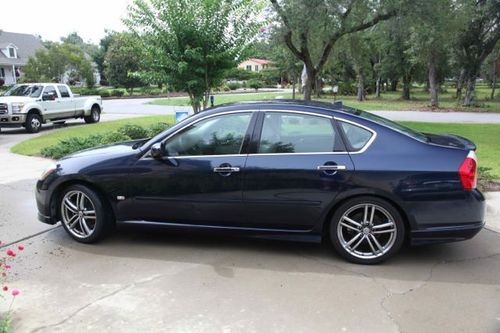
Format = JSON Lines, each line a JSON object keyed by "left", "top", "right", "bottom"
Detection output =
{"left": 0, "top": 31, "right": 44, "bottom": 85}
{"left": 238, "top": 58, "right": 272, "bottom": 72}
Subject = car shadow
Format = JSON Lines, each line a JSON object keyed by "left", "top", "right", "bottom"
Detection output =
{"left": 48, "top": 223, "right": 500, "bottom": 286}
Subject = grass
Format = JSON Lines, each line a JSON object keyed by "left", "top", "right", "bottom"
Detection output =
{"left": 150, "top": 85, "right": 500, "bottom": 112}
{"left": 11, "top": 115, "right": 500, "bottom": 178}
{"left": 11, "top": 115, "right": 174, "bottom": 156}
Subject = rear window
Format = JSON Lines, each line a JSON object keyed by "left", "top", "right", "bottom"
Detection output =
{"left": 58, "top": 85, "right": 70, "bottom": 98}
{"left": 351, "top": 109, "right": 427, "bottom": 142}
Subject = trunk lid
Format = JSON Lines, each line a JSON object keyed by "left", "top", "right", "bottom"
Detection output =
{"left": 423, "top": 133, "right": 476, "bottom": 151}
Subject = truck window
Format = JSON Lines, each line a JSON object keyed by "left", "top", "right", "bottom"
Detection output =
{"left": 43, "top": 86, "right": 58, "bottom": 99}
{"left": 58, "top": 85, "right": 70, "bottom": 98}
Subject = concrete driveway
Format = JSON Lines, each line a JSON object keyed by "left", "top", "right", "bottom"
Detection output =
{"left": 0, "top": 108, "right": 500, "bottom": 332}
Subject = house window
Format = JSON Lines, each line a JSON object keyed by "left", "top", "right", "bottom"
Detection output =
{"left": 8, "top": 47, "right": 15, "bottom": 58}
{"left": 0, "top": 68, "right": 4, "bottom": 78}
{"left": 246, "top": 65, "right": 252, "bottom": 71}
{"left": 255, "top": 65, "right": 259, "bottom": 71}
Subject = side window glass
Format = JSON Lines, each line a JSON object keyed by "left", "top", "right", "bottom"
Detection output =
{"left": 339, "top": 121, "right": 373, "bottom": 151}
{"left": 43, "top": 86, "right": 57, "bottom": 100}
{"left": 258, "top": 112, "right": 339, "bottom": 154}
{"left": 164, "top": 113, "right": 252, "bottom": 156}
{"left": 58, "top": 85, "right": 70, "bottom": 98}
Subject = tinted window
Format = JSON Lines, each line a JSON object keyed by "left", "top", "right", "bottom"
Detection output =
{"left": 58, "top": 85, "right": 70, "bottom": 98}
{"left": 4, "top": 85, "right": 43, "bottom": 98}
{"left": 43, "top": 86, "right": 57, "bottom": 99}
{"left": 258, "top": 112, "right": 340, "bottom": 154}
{"left": 165, "top": 113, "right": 251, "bottom": 156}
{"left": 339, "top": 121, "right": 373, "bottom": 151}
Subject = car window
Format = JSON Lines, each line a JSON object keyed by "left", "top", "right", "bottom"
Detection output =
{"left": 258, "top": 112, "right": 340, "bottom": 154}
{"left": 4, "top": 85, "right": 43, "bottom": 98}
{"left": 58, "top": 85, "right": 70, "bottom": 98}
{"left": 43, "top": 86, "right": 57, "bottom": 99}
{"left": 164, "top": 113, "right": 252, "bottom": 156}
{"left": 339, "top": 121, "right": 373, "bottom": 151}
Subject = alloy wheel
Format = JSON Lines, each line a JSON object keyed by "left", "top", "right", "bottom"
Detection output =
{"left": 61, "top": 190, "right": 97, "bottom": 238}
{"left": 337, "top": 203, "right": 397, "bottom": 260}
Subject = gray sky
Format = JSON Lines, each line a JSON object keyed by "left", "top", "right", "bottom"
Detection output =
{"left": 1, "top": 0, "right": 133, "bottom": 43}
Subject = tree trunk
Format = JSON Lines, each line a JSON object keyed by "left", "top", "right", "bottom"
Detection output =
{"left": 390, "top": 80, "right": 398, "bottom": 92}
{"left": 463, "top": 76, "right": 477, "bottom": 106}
{"left": 375, "top": 77, "right": 381, "bottom": 98}
{"left": 402, "top": 75, "right": 411, "bottom": 100}
{"left": 491, "top": 61, "right": 497, "bottom": 100}
{"left": 314, "top": 77, "right": 321, "bottom": 98}
{"left": 357, "top": 72, "right": 365, "bottom": 102}
{"left": 292, "top": 79, "right": 296, "bottom": 99}
{"left": 456, "top": 69, "right": 465, "bottom": 99}
{"left": 428, "top": 58, "right": 439, "bottom": 107}
{"left": 303, "top": 67, "right": 316, "bottom": 101}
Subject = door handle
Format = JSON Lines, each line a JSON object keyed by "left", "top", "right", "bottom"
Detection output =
{"left": 317, "top": 165, "right": 346, "bottom": 171}
{"left": 213, "top": 166, "right": 240, "bottom": 173}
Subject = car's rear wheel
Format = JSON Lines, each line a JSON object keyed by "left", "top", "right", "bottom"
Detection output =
{"left": 329, "top": 196, "right": 405, "bottom": 264}
{"left": 59, "top": 184, "right": 113, "bottom": 243}
{"left": 25, "top": 113, "right": 42, "bottom": 133}
{"left": 84, "top": 105, "right": 100, "bottom": 124}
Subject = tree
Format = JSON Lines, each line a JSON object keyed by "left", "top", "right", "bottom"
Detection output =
{"left": 270, "top": 0, "right": 398, "bottom": 101}
{"left": 93, "top": 31, "right": 119, "bottom": 85}
{"left": 23, "top": 42, "right": 95, "bottom": 87}
{"left": 126, "top": 0, "right": 262, "bottom": 113}
{"left": 454, "top": 0, "right": 500, "bottom": 106}
{"left": 104, "top": 33, "right": 144, "bottom": 94}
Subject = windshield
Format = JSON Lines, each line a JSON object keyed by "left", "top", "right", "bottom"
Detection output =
{"left": 352, "top": 109, "right": 428, "bottom": 142}
{"left": 4, "top": 85, "right": 43, "bottom": 98}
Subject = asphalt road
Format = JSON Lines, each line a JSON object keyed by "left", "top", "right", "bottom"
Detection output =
{"left": 102, "top": 96, "right": 500, "bottom": 123}
{"left": 0, "top": 103, "right": 499, "bottom": 332}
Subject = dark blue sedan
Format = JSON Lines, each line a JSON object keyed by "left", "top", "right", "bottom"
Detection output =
{"left": 36, "top": 101, "right": 485, "bottom": 264}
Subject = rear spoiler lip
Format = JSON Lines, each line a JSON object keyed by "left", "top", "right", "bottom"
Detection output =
{"left": 422, "top": 132, "right": 477, "bottom": 151}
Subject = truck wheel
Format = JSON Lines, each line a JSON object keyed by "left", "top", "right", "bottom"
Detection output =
{"left": 84, "top": 106, "right": 100, "bottom": 124}
{"left": 26, "top": 113, "right": 43, "bottom": 133}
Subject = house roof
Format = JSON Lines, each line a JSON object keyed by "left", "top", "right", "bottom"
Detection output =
{"left": 246, "top": 58, "right": 272, "bottom": 65}
{"left": 0, "top": 31, "right": 44, "bottom": 66}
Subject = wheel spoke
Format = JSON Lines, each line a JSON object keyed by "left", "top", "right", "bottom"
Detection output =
{"left": 78, "top": 193, "right": 85, "bottom": 210}
{"left": 372, "top": 221, "right": 394, "bottom": 229}
{"left": 366, "top": 235, "right": 377, "bottom": 254}
{"left": 369, "top": 205, "right": 375, "bottom": 224}
{"left": 80, "top": 218, "right": 91, "bottom": 235}
{"left": 64, "top": 198, "right": 78, "bottom": 213}
{"left": 372, "top": 229, "right": 396, "bottom": 234}
{"left": 369, "top": 234, "right": 384, "bottom": 253}
{"left": 346, "top": 233, "right": 362, "bottom": 247}
{"left": 83, "top": 210, "right": 96, "bottom": 219}
{"left": 363, "top": 205, "right": 369, "bottom": 223}
{"left": 340, "top": 222, "right": 359, "bottom": 232}
{"left": 351, "top": 235, "right": 366, "bottom": 251}
{"left": 342, "top": 216, "right": 362, "bottom": 228}
{"left": 67, "top": 215, "right": 79, "bottom": 229}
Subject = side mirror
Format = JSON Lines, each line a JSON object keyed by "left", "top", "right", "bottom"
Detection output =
{"left": 150, "top": 143, "right": 164, "bottom": 159}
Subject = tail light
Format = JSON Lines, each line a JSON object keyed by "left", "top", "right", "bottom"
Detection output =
{"left": 458, "top": 151, "right": 477, "bottom": 190}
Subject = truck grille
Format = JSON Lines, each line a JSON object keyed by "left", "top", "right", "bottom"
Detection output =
{"left": 0, "top": 103, "right": 7, "bottom": 115}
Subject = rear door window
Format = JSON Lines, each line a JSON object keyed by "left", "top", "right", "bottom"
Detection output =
{"left": 258, "top": 112, "right": 343, "bottom": 153}
{"left": 57, "top": 85, "right": 70, "bottom": 98}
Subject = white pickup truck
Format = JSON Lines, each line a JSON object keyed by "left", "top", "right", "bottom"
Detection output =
{"left": 0, "top": 83, "right": 102, "bottom": 133}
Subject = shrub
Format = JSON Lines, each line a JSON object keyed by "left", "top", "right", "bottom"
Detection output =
{"left": 100, "top": 90, "right": 111, "bottom": 97}
{"left": 248, "top": 79, "right": 263, "bottom": 91}
{"left": 338, "top": 82, "right": 356, "bottom": 95}
{"left": 111, "top": 89, "right": 125, "bottom": 97}
{"left": 478, "top": 166, "right": 495, "bottom": 192}
{"left": 227, "top": 82, "right": 240, "bottom": 90}
{"left": 148, "top": 122, "right": 171, "bottom": 137}
{"left": 41, "top": 135, "right": 104, "bottom": 159}
{"left": 117, "top": 124, "right": 149, "bottom": 139}
{"left": 101, "top": 131, "right": 131, "bottom": 144}
{"left": 0, "top": 78, "right": 4, "bottom": 87}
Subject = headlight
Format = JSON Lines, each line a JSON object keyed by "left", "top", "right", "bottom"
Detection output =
{"left": 40, "top": 162, "right": 58, "bottom": 181}
{"left": 11, "top": 102, "right": 25, "bottom": 113}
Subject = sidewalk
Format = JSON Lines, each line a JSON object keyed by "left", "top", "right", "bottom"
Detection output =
{"left": 485, "top": 192, "right": 500, "bottom": 233}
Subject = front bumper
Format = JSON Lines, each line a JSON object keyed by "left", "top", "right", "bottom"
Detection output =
{"left": 0, "top": 114, "right": 26, "bottom": 127}
{"left": 36, "top": 181, "right": 58, "bottom": 225}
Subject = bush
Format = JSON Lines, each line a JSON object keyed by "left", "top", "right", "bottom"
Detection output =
{"left": 0, "top": 78, "right": 4, "bottom": 87}
{"left": 111, "top": 89, "right": 125, "bottom": 97}
{"left": 41, "top": 135, "right": 105, "bottom": 159}
{"left": 100, "top": 90, "right": 111, "bottom": 97}
{"left": 77, "top": 88, "right": 101, "bottom": 96}
{"left": 117, "top": 124, "right": 150, "bottom": 139}
{"left": 478, "top": 166, "right": 495, "bottom": 192}
{"left": 248, "top": 79, "right": 263, "bottom": 91}
{"left": 148, "top": 122, "right": 171, "bottom": 137}
{"left": 101, "top": 132, "right": 131, "bottom": 144}
{"left": 338, "top": 82, "right": 357, "bottom": 95}
{"left": 227, "top": 82, "right": 240, "bottom": 90}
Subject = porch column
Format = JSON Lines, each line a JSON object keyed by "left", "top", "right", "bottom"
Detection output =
{"left": 12, "top": 65, "right": 16, "bottom": 84}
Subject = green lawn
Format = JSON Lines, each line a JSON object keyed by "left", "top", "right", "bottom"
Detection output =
{"left": 11, "top": 115, "right": 174, "bottom": 156}
{"left": 151, "top": 85, "right": 500, "bottom": 112}
{"left": 10, "top": 116, "right": 500, "bottom": 178}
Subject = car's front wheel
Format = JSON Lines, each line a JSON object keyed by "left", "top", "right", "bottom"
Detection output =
{"left": 330, "top": 196, "right": 405, "bottom": 264}
{"left": 59, "top": 184, "right": 113, "bottom": 243}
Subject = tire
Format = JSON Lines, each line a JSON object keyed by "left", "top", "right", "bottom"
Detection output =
{"left": 25, "top": 113, "right": 43, "bottom": 133}
{"left": 84, "top": 105, "right": 100, "bottom": 124}
{"left": 329, "top": 196, "right": 405, "bottom": 264}
{"left": 59, "top": 184, "right": 114, "bottom": 243}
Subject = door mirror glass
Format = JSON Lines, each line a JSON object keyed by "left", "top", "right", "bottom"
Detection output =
{"left": 150, "top": 143, "right": 164, "bottom": 159}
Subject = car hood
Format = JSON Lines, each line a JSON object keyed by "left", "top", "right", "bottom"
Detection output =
{"left": 0, "top": 96, "right": 36, "bottom": 103}
{"left": 60, "top": 139, "right": 145, "bottom": 160}
{"left": 423, "top": 133, "right": 476, "bottom": 151}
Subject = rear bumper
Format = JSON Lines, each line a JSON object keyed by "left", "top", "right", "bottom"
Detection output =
{"left": 410, "top": 221, "right": 484, "bottom": 245}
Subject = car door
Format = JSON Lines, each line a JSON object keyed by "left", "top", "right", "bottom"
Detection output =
{"left": 56, "top": 85, "right": 76, "bottom": 117}
{"left": 40, "top": 85, "right": 64, "bottom": 120}
{"left": 242, "top": 110, "right": 355, "bottom": 230}
{"left": 123, "top": 111, "right": 256, "bottom": 226}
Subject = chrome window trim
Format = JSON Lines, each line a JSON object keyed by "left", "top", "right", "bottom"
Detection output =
{"left": 140, "top": 109, "right": 377, "bottom": 160}
{"left": 335, "top": 117, "right": 377, "bottom": 154}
